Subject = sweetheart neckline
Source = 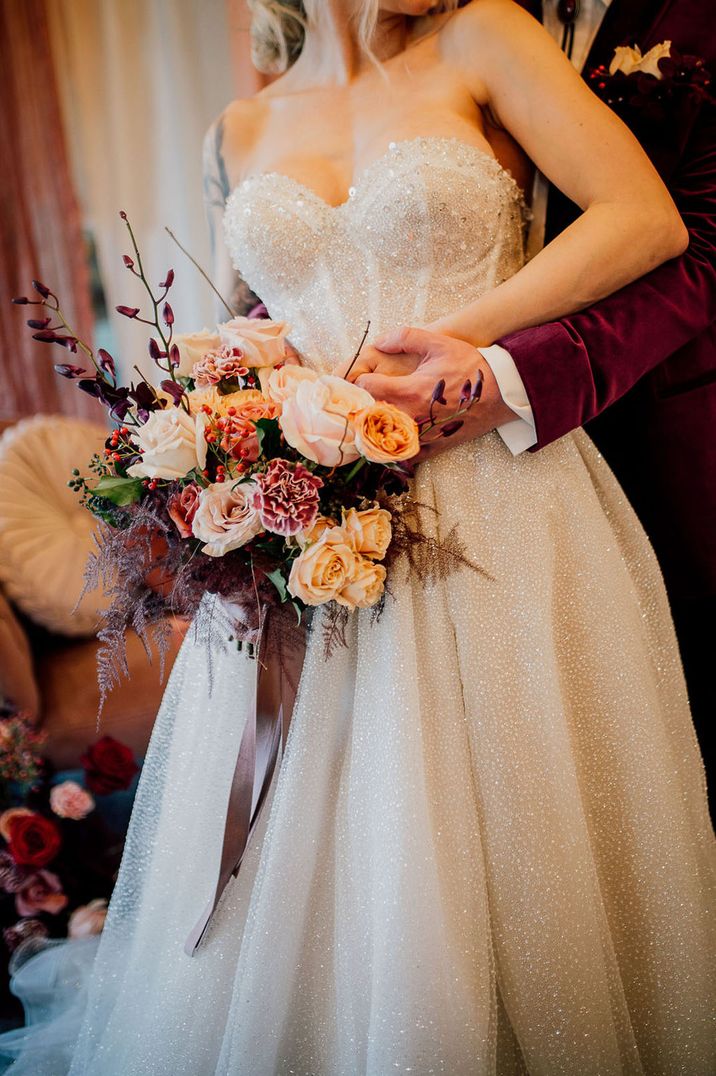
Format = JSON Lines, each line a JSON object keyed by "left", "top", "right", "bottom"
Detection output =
{"left": 226, "top": 134, "right": 528, "bottom": 214}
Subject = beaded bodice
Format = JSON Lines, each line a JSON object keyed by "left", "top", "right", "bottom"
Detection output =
{"left": 223, "top": 136, "right": 528, "bottom": 372}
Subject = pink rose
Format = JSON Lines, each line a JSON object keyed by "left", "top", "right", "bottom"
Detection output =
{"left": 68, "top": 898, "right": 108, "bottom": 938}
{"left": 49, "top": 780, "right": 95, "bottom": 820}
{"left": 219, "top": 316, "right": 290, "bottom": 368}
{"left": 167, "top": 482, "right": 201, "bottom": 538}
{"left": 15, "top": 869, "right": 68, "bottom": 917}
{"left": 192, "top": 344, "right": 249, "bottom": 387}
{"left": 279, "top": 375, "right": 375, "bottom": 467}
{"left": 192, "top": 480, "right": 263, "bottom": 556}
{"left": 252, "top": 459, "right": 324, "bottom": 537}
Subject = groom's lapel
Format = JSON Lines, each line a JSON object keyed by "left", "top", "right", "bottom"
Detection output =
{"left": 544, "top": 0, "right": 678, "bottom": 242}
{"left": 583, "top": 0, "right": 676, "bottom": 71}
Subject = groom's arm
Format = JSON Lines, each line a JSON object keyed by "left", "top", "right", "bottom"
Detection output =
{"left": 498, "top": 108, "right": 716, "bottom": 449}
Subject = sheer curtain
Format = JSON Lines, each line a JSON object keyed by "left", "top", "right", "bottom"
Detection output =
{"left": 0, "top": 0, "right": 96, "bottom": 421}
{"left": 47, "top": 0, "right": 261, "bottom": 380}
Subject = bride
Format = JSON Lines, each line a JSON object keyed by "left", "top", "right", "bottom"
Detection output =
{"left": 2, "top": 2, "right": 714, "bottom": 1074}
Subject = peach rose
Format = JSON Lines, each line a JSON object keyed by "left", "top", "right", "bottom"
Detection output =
{"left": 288, "top": 526, "right": 362, "bottom": 605}
{"left": 0, "top": 808, "right": 34, "bottom": 842}
{"left": 68, "top": 898, "right": 108, "bottom": 938}
{"left": 219, "top": 316, "right": 290, "bottom": 367}
{"left": 337, "top": 557, "right": 386, "bottom": 609}
{"left": 279, "top": 375, "right": 374, "bottom": 467}
{"left": 49, "top": 781, "right": 95, "bottom": 820}
{"left": 172, "top": 329, "right": 222, "bottom": 378}
{"left": 296, "top": 515, "right": 338, "bottom": 549}
{"left": 354, "top": 402, "right": 420, "bottom": 464}
{"left": 126, "top": 407, "right": 208, "bottom": 480}
{"left": 343, "top": 506, "right": 392, "bottom": 560}
{"left": 610, "top": 40, "right": 671, "bottom": 78}
{"left": 192, "top": 479, "right": 263, "bottom": 556}
{"left": 266, "top": 364, "right": 319, "bottom": 404}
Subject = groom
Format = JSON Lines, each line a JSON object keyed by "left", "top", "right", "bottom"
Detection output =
{"left": 356, "top": 0, "right": 716, "bottom": 805}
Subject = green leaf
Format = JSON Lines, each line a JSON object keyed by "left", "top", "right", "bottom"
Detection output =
{"left": 265, "top": 567, "right": 288, "bottom": 602}
{"left": 290, "top": 600, "right": 303, "bottom": 624}
{"left": 254, "top": 417, "right": 282, "bottom": 459}
{"left": 93, "top": 474, "right": 144, "bottom": 506}
{"left": 343, "top": 457, "right": 367, "bottom": 482}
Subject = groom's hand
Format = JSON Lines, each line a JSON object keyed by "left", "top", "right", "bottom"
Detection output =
{"left": 338, "top": 327, "right": 515, "bottom": 459}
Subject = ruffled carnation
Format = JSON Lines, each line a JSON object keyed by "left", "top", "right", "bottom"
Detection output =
{"left": 252, "top": 459, "right": 324, "bottom": 537}
{"left": 192, "top": 344, "right": 249, "bottom": 386}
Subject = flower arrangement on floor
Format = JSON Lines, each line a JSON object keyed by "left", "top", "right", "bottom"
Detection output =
{"left": 0, "top": 703, "right": 139, "bottom": 1011}
{"left": 12, "top": 213, "right": 485, "bottom": 700}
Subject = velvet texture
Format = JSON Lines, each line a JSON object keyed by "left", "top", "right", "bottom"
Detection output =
{"left": 501, "top": 0, "right": 716, "bottom": 606}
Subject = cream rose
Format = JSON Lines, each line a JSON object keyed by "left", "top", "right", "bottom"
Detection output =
{"left": 354, "top": 402, "right": 420, "bottom": 464}
{"left": 68, "top": 898, "right": 108, "bottom": 938}
{"left": 172, "top": 329, "right": 221, "bottom": 378}
{"left": 219, "top": 316, "right": 290, "bottom": 368}
{"left": 127, "top": 407, "right": 208, "bottom": 480}
{"left": 343, "top": 506, "right": 392, "bottom": 561}
{"left": 337, "top": 557, "right": 386, "bottom": 609}
{"left": 610, "top": 40, "right": 671, "bottom": 78}
{"left": 279, "top": 375, "right": 375, "bottom": 467}
{"left": 288, "top": 525, "right": 362, "bottom": 605}
{"left": 266, "top": 364, "right": 319, "bottom": 405}
{"left": 192, "top": 479, "right": 263, "bottom": 556}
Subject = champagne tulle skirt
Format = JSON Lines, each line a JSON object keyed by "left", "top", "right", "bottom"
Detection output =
{"left": 1, "top": 430, "right": 714, "bottom": 1075}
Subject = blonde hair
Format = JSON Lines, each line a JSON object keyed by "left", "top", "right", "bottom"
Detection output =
{"left": 247, "top": 1, "right": 457, "bottom": 75}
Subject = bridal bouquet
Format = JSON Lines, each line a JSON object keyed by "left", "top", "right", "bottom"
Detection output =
{"left": 12, "top": 214, "right": 484, "bottom": 698}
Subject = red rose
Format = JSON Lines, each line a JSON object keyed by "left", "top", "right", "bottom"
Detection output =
{"left": 80, "top": 736, "right": 139, "bottom": 795}
{"left": 6, "top": 812, "right": 62, "bottom": 868}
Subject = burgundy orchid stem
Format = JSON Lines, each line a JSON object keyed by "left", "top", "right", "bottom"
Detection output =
{"left": 120, "top": 214, "right": 177, "bottom": 385}
{"left": 43, "top": 295, "right": 106, "bottom": 381}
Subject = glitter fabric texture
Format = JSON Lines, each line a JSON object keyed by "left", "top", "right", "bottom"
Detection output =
{"left": 1, "top": 136, "right": 714, "bottom": 1075}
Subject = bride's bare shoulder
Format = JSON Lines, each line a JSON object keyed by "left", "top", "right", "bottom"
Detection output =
{"left": 440, "top": 0, "right": 543, "bottom": 56}
{"left": 203, "top": 96, "right": 269, "bottom": 191}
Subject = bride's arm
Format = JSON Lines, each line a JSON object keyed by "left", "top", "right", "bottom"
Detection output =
{"left": 202, "top": 110, "right": 262, "bottom": 321}
{"left": 431, "top": 0, "right": 688, "bottom": 346}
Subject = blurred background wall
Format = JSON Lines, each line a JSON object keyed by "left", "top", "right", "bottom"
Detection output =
{"left": 1, "top": 0, "right": 262, "bottom": 417}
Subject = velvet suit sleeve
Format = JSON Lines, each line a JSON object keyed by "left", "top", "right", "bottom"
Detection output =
{"left": 497, "top": 105, "right": 716, "bottom": 449}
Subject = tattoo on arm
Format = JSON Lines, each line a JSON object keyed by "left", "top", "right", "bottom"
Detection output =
{"left": 203, "top": 112, "right": 261, "bottom": 317}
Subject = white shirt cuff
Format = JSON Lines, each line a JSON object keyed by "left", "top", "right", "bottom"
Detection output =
{"left": 478, "top": 344, "right": 538, "bottom": 455}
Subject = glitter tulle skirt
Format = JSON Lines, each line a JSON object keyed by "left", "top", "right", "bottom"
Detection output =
{"left": 1, "top": 429, "right": 714, "bottom": 1076}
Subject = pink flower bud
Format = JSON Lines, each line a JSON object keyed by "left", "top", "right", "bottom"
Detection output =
{"left": 160, "top": 269, "right": 175, "bottom": 289}
{"left": 162, "top": 302, "right": 174, "bottom": 326}
{"left": 122, "top": 254, "right": 134, "bottom": 269}
{"left": 32, "top": 280, "right": 50, "bottom": 298}
{"left": 116, "top": 305, "right": 140, "bottom": 318}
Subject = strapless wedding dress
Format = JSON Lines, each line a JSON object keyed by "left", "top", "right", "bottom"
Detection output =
{"left": 1, "top": 137, "right": 714, "bottom": 1076}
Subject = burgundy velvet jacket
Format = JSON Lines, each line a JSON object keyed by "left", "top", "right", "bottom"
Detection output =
{"left": 503, "top": 0, "right": 716, "bottom": 602}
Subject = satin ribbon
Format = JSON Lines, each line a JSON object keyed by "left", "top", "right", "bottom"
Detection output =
{"left": 185, "top": 607, "right": 304, "bottom": 956}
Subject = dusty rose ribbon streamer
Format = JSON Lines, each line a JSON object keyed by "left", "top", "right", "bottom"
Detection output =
{"left": 185, "top": 609, "right": 303, "bottom": 956}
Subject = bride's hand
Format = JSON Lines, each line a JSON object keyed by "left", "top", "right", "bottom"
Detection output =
{"left": 335, "top": 342, "right": 422, "bottom": 384}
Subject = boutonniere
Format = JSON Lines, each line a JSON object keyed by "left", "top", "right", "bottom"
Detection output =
{"left": 587, "top": 41, "right": 713, "bottom": 128}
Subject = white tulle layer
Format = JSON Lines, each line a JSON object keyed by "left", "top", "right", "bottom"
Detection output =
{"left": 1, "top": 431, "right": 714, "bottom": 1076}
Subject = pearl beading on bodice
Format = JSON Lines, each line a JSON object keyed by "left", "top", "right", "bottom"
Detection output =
{"left": 223, "top": 136, "right": 529, "bottom": 372}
